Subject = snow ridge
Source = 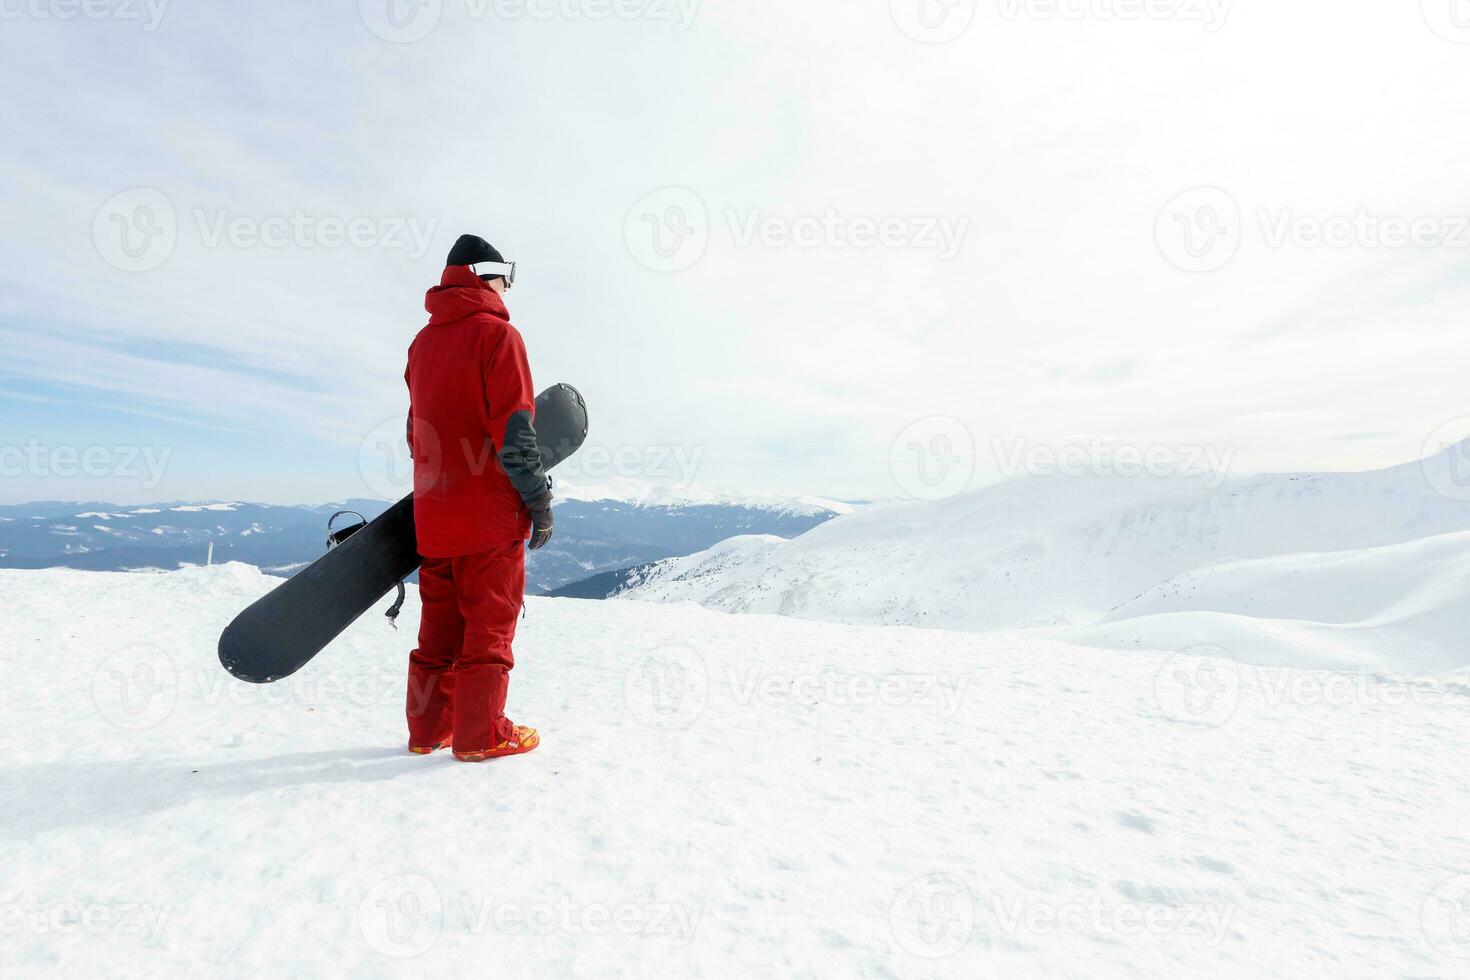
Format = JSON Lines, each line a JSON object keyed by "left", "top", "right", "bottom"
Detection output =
{"left": 553, "top": 477, "right": 854, "bottom": 517}
{"left": 620, "top": 449, "right": 1470, "bottom": 673}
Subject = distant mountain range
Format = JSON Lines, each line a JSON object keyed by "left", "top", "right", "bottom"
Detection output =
{"left": 0, "top": 483, "right": 851, "bottom": 594}
{"left": 610, "top": 447, "right": 1470, "bottom": 674}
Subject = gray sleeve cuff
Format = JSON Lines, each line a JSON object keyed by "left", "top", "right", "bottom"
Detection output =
{"left": 498, "top": 409, "right": 549, "bottom": 504}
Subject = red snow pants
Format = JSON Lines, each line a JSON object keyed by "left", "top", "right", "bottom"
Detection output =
{"left": 407, "top": 541, "right": 525, "bottom": 753}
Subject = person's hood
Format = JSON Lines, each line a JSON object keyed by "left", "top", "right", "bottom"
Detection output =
{"left": 424, "top": 265, "right": 509, "bottom": 325}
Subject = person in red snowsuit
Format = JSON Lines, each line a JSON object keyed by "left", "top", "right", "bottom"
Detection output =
{"left": 403, "top": 234, "right": 553, "bottom": 762}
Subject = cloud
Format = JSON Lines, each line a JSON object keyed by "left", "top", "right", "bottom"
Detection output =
{"left": 0, "top": 3, "right": 1466, "bottom": 502}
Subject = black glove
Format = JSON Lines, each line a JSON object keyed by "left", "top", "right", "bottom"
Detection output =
{"left": 526, "top": 485, "right": 553, "bottom": 551}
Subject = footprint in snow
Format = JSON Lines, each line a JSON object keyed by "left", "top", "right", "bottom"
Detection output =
{"left": 1116, "top": 811, "right": 1158, "bottom": 834}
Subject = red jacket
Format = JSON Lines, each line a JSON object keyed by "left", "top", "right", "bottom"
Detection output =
{"left": 406, "top": 267, "right": 543, "bottom": 558}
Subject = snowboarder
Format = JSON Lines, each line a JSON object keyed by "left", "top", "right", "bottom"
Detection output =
{"left": 403, "top": 234, "right": 553, "bottom": 761}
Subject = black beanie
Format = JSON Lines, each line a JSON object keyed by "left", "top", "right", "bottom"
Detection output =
{"left": 446, "top": 234, "right": 504, "bottom": 268}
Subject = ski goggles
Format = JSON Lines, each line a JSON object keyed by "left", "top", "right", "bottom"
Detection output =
{"left": 470, "top": 260, "right": 517, "bottom": 286}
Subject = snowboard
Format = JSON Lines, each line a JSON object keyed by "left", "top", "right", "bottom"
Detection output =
{"left": 219, "top": 383, "right": 588, "bottom": 684}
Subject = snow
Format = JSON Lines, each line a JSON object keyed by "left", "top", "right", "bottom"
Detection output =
{"left": 169, "top": 503, "right": 241, "bottom": 513}
{"left": 1056, "top": 530, "right": 1470, "bottom": 673}
{"left": 620, "top": 450, "right": 1470, "bottom": 675}
{"left": 3, "top": 564, "right": 1469, "bottom": 977}
{"left": 262, "top": 561, "right": 310, "bottom": 575}
{"left": 619, "top": 534, "right": 786, "bottom": 592}
{"left": 554, "top": 477, "right": 854, "bottom": 517}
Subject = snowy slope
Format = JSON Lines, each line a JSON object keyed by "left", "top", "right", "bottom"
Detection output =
{"left": 612, "top": 535, "right": 786, "bottom": 596}
{"left": 619, "top": 450, "right": 1470, "bottom": 673}
{"left": 1059, "top": 531, "right": 1470, "bottom": 673}
{"left": 4, "top": 564, "right": 1470, "bottom": 977}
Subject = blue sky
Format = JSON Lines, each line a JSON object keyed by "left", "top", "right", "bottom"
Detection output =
{"left": 2, "top": 2, "right": 1468, "bottom": 505}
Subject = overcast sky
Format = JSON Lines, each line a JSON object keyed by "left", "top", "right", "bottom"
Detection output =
{"left": 2, "top": 1, "right": 1468, "bottom": 505}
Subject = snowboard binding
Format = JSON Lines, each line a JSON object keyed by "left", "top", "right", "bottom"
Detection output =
{"left": 327, "top": 510, "right": 406, "bottom": 628}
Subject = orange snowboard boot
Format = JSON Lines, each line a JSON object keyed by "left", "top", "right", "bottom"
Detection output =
{"left": 408, "top": 736, "right": 453, "bottom": 755}
{"left": 453, "top": 726, "right": 540, "bottom": 762}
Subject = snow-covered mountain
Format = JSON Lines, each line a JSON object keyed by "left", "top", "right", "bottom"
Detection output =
{"left": 1064, "top": 530, "right": 1470, "bottom": 673}
{"left": 534, "top": 480, "right": 850, "bottom": 593}
{"left": 0, "top": 500, "right": 366, "bottom": 576}
{"left": 555, "top": 477, "right": 855, "bottom": 517}
{"left": 0, "top": 484, "right": 849, "bottom": 593}
{"left": 618, "top": 447, "right": 1470, "bottom": 673}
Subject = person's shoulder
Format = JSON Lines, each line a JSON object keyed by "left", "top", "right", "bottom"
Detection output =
{"left": 475, "top": 311, "right": 524, "bottom": 346}
{"left": 406, "top": 324, "right": 431, "bottom": 357}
